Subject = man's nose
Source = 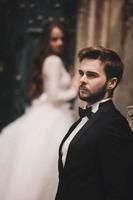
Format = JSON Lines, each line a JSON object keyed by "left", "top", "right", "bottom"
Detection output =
{"left": 80, "top": 74, "right": 87, "bottom": 83}
{"left": 58, "top": 39, "right": 63, "bottom": 46}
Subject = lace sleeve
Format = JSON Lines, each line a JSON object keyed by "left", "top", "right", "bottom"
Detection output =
{"left": 42, "top": 55, "right": 77, "bottom": 103}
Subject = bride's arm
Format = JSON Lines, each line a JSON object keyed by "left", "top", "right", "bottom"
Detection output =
{"left": 42, "top": 55, "right": 77, "bottom": 103}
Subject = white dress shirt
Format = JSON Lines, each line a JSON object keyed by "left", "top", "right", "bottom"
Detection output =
{"left": 61, "top": 98, "right": 111, "bottom": 167}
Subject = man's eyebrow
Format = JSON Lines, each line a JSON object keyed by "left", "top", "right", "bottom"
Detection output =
{"left": 86, "top": 71, "right": 99, "bottom": 75}
{"left": 78, "top": 69, "right": 83, "bottom": 73}
{"left": 78, "top": 69, "right": 98, "bottom": 74}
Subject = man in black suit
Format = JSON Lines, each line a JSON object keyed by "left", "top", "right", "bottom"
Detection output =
{"left": 55, "top": 46, "right": 133, "bottom": 200}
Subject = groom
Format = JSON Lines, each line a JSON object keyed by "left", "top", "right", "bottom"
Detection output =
{"left": 55, "top": 46, "right": 133, "bottom": 200}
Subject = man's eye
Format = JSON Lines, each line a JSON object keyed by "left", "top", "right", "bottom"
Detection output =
{"left": 86, "top": 73, "right": 98, "bottom": 78}
{"left": 78, "top": 71, "right": 84, "bottom": 76}
{"left": 79, "top": 73, "right": 84, "bottom": 76}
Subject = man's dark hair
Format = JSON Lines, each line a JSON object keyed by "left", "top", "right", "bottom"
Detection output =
{"left": 78, "top": 46, "right": 124, "bottom": 86}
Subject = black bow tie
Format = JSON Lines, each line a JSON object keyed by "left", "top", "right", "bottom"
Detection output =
{"left": 79, "top": 106, "right": 93, "bottom": 119}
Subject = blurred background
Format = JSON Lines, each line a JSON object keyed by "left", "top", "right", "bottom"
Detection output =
{"left": 0, "top": 0, "right": 133, "bottom": 130}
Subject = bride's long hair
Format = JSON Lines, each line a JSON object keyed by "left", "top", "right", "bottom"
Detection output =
{"left": 29, "top": 21, "right": 67, "bottom": 99}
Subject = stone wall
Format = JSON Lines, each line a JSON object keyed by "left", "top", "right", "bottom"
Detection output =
{"left": 74, "top": 0, "right": 133, "bottom": 117}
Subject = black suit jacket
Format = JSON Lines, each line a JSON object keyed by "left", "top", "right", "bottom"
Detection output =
{"left": 55, "top": 100, "right": 133, "bottom": 200}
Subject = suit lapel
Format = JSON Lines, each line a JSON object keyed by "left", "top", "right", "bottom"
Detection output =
{"left": 59, "top": 118, "right": 81, "bottom": 173}
{"left": 70, "top": 100, "right": 114, "bottom": 146}
{"left": 59, "top": 119, "right": 81, "bottom": 154}
{"left": 59, "top": 100, "right": 115, "bottom": 172}
{"left": 69, "top": 110, "right": 101, "bottom": 146}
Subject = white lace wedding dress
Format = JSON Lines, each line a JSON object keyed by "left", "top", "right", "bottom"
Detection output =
{"left": 0, "top": 55, "right": 77, "bottom": 200}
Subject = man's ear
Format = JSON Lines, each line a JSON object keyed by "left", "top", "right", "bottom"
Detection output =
{"left": 107, "top": 77, "right": 118, "bottom": 90}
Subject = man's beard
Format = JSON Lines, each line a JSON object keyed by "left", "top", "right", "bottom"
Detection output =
{"left": 78, "top": 82, "right": 107, "bottom": 104}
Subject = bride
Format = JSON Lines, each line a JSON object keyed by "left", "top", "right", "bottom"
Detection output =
{"left": 0, "top": 21, "right": 77, "bottom": 200}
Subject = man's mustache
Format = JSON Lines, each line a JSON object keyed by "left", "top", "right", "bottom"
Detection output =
{"left": 79, "top": 85, "right": 88, "bottom": 91}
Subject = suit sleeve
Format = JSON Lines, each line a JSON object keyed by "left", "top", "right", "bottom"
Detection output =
{"left": 98, "top": 118, "right": 133, "bottom": 200}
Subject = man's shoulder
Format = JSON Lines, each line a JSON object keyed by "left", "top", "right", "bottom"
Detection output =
{"left": 100, "top": 100, "right": 127, "bottom": 121}
{"left": 104, "top": 108, "right": 132, "bottom": 137}
{"left": 98, "top": 101, "right": 132, "bottom": 136}
{"left": 109, "top": 103, "right": 130, "bottom": 128}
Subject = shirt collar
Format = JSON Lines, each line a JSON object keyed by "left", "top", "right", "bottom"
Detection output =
{"left": 85, "top": 98, "right": 111, "bottom": 113}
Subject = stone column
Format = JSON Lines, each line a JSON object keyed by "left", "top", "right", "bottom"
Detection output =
{"left": 74, "top": 0, "right": 88, "bottom": 59}
{"left": 86, "top": 0, "right": 97, "bottom": 46}
{"left": 108, "top": 0, "right": 124, "bottom": 55}
{"left": 100, "top": 0, "right": 110, "bottom": 47}
{"left": 114, "top": 18, "right": 133, "bottom": 116}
